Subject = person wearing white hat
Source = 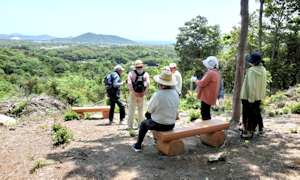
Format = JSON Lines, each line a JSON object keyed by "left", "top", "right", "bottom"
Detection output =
{"left": 190, "top": 56, "right": 221, "bottom": 120}
{"left": 108, "top": 65, "right": 126, "bottom": 125}
{"left": 126, "top": 60, "right": 150, "bottom": 130}
{"left": 132, "top": 70, "right": 179, "bottom": 152}
{"left": 169, "top": 63, "right": 182, "bottom": 96}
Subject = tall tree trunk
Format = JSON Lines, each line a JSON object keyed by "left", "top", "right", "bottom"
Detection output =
{"left": 232, "top": 0, "right": 249, "bottom": 123}
{"left": 258, "top": 0, "right": 264, "bottom": 54}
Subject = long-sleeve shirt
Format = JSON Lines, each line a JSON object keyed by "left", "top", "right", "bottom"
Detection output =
{"left": 147, "top": 89, "right": 179, "bottom": 125}
{"left": 128, "top": 68, "right": 150, "bottom": 98}
{"left": 111, "top": 72, "right": 123, "bottom": 95}
{"left": 172, "top": 70, "right": 182, "bottom": 95}
{"left": 195, "top": 69, "right": 221, "bottom": 105}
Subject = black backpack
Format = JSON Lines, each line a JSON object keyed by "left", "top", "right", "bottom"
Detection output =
{"left": 133, "top": 70, "right": 146, "bottom": 93}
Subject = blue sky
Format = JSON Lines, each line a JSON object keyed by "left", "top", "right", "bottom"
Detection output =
{"left": 1, "top": 0, "right": 260, "bottom": 41}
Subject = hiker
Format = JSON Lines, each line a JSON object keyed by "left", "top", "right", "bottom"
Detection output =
{"left": 126, "top": 60, "right": 150, "bottom": 130}
{"left": 190, "top": 56, "right": 221, "bottom": 120}
{"left": 108, "top": 65, "right": 126, "bottom": 125}
{"left": 240, "top": 52, "right": 267, "bottom": 137}
{"left": 169, "top": 63, "right": 182, "bottom": 97}
{"left": 132, "top": 70, "right": 179, "bottom": 152}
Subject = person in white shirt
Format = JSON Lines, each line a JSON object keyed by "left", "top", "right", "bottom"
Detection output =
{"left": 132, "top": 70, "right": 179, "bottom": 152}
{"left": 169, "top": 63, "right": 182, "bottom": 96}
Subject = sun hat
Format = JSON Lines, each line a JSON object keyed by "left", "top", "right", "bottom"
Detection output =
{"left": 169, "top": 63, "right": 177, "bottom": 68}
{"left": 114, "top": 65, "right": 125, "bottom": 71}
{"left": 245, "top": 52, "right": 264, "bottom": 64}
{"left": 153, "top": 70, "right": 178, "bottom": 86}
{"left": 161, "top": 66, "right": 170, "bottom": 71}
{"left": 130, "top": 60, "right": 147, "bottom": 68}
{"left": 203, "top": 56, "right": 219, "bottom": 69}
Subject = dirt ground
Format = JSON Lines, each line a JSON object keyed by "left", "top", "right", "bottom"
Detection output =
{"left": 0, "top": 111, "right": 299, "bottom": 180}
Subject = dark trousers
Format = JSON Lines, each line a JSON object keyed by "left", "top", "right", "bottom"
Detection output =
{"left": 136, "top": 119, "right": 175, "bottom": 145}
{"left": 201, "top": 100, "right": 211, "bottom": 120}
{"left": 109, "top": 94, "right": 125, "bottom": 121}
{"left": 242, "top": 99, "right": 263, "bottom": 131}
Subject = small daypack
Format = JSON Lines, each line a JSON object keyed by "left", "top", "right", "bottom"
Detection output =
{"left": 133, "top": 70, "right": 146, "bottom": 93}
{"left": 104, "top": 72, "right": 117, "bottom": 94}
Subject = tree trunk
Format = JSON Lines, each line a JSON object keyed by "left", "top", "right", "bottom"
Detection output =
{"left": 232, "top": 0, "right": 249, "bottom": 123}
{"left": 258, "top": 0, "right": 264, "bottom": 54}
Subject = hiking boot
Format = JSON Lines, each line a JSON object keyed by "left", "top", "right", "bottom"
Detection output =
{"left": 125, "top": 125, "right": 133, "bottom": 131}
{"left": 119, "top": 120, "right": 127, "bottom": 125}
{"left": 132, "top": 143, "right": 142, "bottom": 152}
{"left": 153, "top": 140, "right": 157, "bottom": 146}
{"left": 255, "top": 130, "right": 265, "bottom": 137}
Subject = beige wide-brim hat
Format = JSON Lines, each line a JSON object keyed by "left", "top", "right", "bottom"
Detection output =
{"left": 130, "top": 60, "right": 148, "bottom": 68}
{"left": 153, "top": 70, "right": 178, "bottom": 86}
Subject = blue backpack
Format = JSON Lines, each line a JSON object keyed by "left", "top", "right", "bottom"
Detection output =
{"left": 104, "top": 72, "right": 116, "bottom": 94}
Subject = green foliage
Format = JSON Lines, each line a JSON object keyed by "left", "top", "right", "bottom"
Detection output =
{"left": 51, "top": 123, "right": 74, "bottom": 145}
{"left": 128, "top": 128, "right": 137, "bottom": 137}
{"left": 223, "top": 98, "right": 232, "bottom": 112}
{"left": 189, "top": 109, "right": 201, "bottom": 121}
{"left": 241, "top": 140, "right": 250, "bottom": 147}
{"left": 29, "top": 161, "right": 50, "bottom": 173}
{"left": 290, "top": 126, "right": 298, "bottom": 134}
{"left": 268, "top": 111, "right": 276, "bottom": 117}
{"left": 13, "top": 99, "right": 29, "bottom": 116}
{"left": 265, "top": 92, "right": 287, "bottom": 104}
{"left": 291, "top": 103, "right": 300, "bottom": 114}
{"left": 283, "top": 106, "right": 290, "bottom": 114}
{"left": 63, "top": 110, "right": 80, "bottom": 121}
{"left": 179, "top": 92, "right": 201, "bottom": 111}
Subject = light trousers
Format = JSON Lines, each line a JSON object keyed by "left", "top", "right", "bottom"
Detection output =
{"left": 127, "top": 92, "right": 144, "bottom": 127}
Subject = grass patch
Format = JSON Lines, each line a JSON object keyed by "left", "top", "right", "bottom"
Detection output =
{"left": 29, "top": 161, "right": 50, "bottom": 173}
{"left": 51, "top": 123, "right": 74, "bottom": 146}
{"left": 63, "top": 110, "right": 80, "bottom": 121}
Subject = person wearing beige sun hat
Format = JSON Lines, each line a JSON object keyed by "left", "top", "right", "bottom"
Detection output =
{"left": 132, "top": 70, "right": 179, "bottom": 152}
{"left": 126, "top": 60, "right": 150, "bottom": 130}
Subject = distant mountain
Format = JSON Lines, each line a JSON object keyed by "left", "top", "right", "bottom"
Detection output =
{"left": 54, "top": 32, "right": 136, "bottom": 44}
{"left": 0, "top": 33, "right": 58, "bottom": 40}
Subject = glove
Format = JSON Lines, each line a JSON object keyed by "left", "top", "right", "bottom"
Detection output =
{"left": 190, "top": 76, "right": 197, "bottom": 82}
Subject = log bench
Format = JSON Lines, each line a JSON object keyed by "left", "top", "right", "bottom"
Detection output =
{"left": 152, "top": 119, "right": 230, "bottom": 156}
{"left": 72, "top": 106, "right": 110, "bottom": 119}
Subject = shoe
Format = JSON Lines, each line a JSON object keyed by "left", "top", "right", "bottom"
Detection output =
{"left": 119, "top": 120, "right": 127, "bottom": 125}
{"left": 125, "top": 125, "right": 133, "bottom": 130}
{"left": 241, "top": 131, "right": 249, "bottom": 138}
{"left": 109, "top": 119, "right": 118, "bottom": 125}
{"left": 255, "top": 130, "right": 265, "bottom": 137}
{"left": 132, "top": 143, "right": 142, "bottom": 152}
{"left": 153, "top": 140, "right": 157, "bottom": 146}
{"left": 196, "top": 135, "right": 200, "bottom": 138}
{"left": 108, "top": 120, "right": 112, "bottom": 125}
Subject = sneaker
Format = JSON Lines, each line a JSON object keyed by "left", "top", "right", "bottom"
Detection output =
{"left": 241, "top": 131, "right": 249, "bottom": 138}
{"left": 125, "top": 125, "right": 133, "bottom": 131}
{"left": 109, "top": 119, "right": 118, "bottom": 125}
{"left": 132, "top": 143, "right": 142, "bottom": 152}
{"left": 255, "top": 130, "right": 265, "bottom": 137}
{"left": 119, "top": 120, "right": 127, "bottom": 125}
{"left": 153, "top": 140, "right": 157, "bottom": 146}
{"left": 196, "top": 135, "right": 200, "bottom": 138}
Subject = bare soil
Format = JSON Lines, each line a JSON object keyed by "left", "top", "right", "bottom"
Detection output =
{"left": 0, "top": 111, "right": 299, "bottom": 180}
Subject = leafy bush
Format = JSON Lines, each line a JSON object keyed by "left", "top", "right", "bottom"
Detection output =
{"left": 13, "top": 100, "right": 29, "bottom": 116}
{"left": 283, "top": 107, "right": 290, "bottom": 114}
{"left": 51, "top": 123, "right": 74, "bottom": 145}
{"left": 290, "top": 126, "right": 298, "bottom": 133}
{"left": 268, "top": 111, "right": 276, "bottom": 117}
{"left": 189, "top": 109, "right": 201, "bottom": 121}
{"left": 63, "top": 110, "right": 80, "bottom": 121}
{"left": 223, "top": 98, "right": 232, "bottom": 112}
{"left": 129, "top": 128, "right": 137, "bottom": 137}
{"left": 265, "top": 91, "right": 287, "bottom": 104}
{"left": 291, "top": 103, "right": 300, "bottom": 114}
{"left": 29, "top": 161, "right": 50, "bottom": 173}
{"left": 179, "top": 92, "right": 201, "bottom": 111}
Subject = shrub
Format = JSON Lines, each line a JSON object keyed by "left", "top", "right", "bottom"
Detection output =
{"left": 189, "top": 109, "right": 201, "bottom": 121}
{"left": 290, "top": 126, "right": 298, "bottom": 133}
{"left": 282, "top": 107, "right": 290, "bottom": 114}
{"left": 266, "top": 91, "right": 287, "bottom": 103}
{"left": 268, "top": 111, "right": 276, "bottom": 117}
{"left": 63, "top": 110, "right": 80, "bottom": 121}
{"left": 13, "top": 100, "right": 29, "bottom": 116}
{"left": 29, "top": 161, "right": 50, "bottom": 173}
{"left": 129, "top": 128, "right": 137, "bottom": 137}
{"left": 291, "top": 103, "right": 300, "bottom": 114}
{"left": 179, "top": 92, "right": 201, "bottom": 111}
{"left": 51, "top": 123, "right": 74, "bottom": 145}
{"left": 223, "top": 98, "right": 232, "bottom": 112}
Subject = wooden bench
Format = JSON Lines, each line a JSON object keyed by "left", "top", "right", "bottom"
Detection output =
{"left": 72, "top": 106, "right": 110, "bottom": 119}
{"left": 152, "top": 119, "right": 230, "bottom": 156}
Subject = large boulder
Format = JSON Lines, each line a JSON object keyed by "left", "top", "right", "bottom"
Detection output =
{"left": 0, "top": 114, "right": 16, "bottom": 126}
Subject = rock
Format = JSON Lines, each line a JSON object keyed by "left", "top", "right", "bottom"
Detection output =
{"left": 0, "top": 114, "right": 17, "bottom": 127}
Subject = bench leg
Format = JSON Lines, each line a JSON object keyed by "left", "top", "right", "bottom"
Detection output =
{"left": 200, "top": 131, "right": 226, "bottom": 147}
{"left": 156, "top": 139, "right": 184, "bottom": 156}
{"left": 102, "top": 111, "right": 109, "bottom": 119}
{"left": 77, "top": 112, "right": 84, "bottom": 118}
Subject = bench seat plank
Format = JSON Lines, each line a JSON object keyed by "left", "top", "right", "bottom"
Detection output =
{"left": 72, "top": 106, "right": 110, "bottom": 113}
{"left": 152, "top": 119, "right": 230, "bottom": 142}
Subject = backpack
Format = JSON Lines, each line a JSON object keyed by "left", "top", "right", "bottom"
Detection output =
{"left": 104, "top": 72, "right": 116, "bottom": 94}
{"left": 132, "top": 70, "right": 146, "bottom": 93}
